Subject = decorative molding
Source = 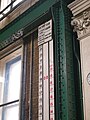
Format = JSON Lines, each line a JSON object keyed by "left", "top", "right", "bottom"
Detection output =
{"left": 68, "top": 0, "right": 90, "bottom": 16}
{"left": 71, "top": 10, "right": 90, "bottom": 39}
{"left": 0, "top": 29, "right": 23, "bottom": 50}
{"left": 68, "top": 0, "right": 90, "bottom": 40}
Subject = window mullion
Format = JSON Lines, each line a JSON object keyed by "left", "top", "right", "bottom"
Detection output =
{"left": 0, "top": 99, "right": 19, "bottom": 107}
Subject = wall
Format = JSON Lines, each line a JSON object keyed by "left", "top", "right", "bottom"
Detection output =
{"left": 68, "top": 0, "right": 90, "bottom": 119}
{"left": 80, "top": 36, "right": 90, "bottom": 120}
{"left": 0, "top": 0, "right": 39, "bottom": 29}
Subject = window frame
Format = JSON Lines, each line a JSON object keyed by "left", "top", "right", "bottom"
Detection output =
{"left": 0, "top": 39, "right": 22, "bottom": 120}
{"left": 1, "top": 55, "right": 21, "bottom": 120}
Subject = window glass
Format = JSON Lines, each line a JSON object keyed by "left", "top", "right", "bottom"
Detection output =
{"left": 4, "top": 56, "right": 21, "bottom": 103}
{"left": 0, "top": 0, "right": 23, "bottom": 16}
{"left": 1, "top": 0, "right": 11, "bottom": 10}
{"left": 3, "top": 103, "right": 19, "bottom": 120}
{"left": 13, "top": 0, "right": 23, "bottom": 7}
{"left": 0, "top": 0, "right": 11, "bottom": 13}
{"left": 0, "top": 48, "right": 21, "bottom": 120}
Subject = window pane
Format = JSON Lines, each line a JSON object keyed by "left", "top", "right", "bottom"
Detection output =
{"left": 7, "top": 59, "right": 21, "bottom": 101}
{"left": 0, "top": 0, "right": 11, "bottom": 13}
{"left": 4, "top": 56, "right": 21, "bottom": 102}
{"left": 13, "top": 0, "right": 23, "bottom": 7}
{"left": 0, "top": 48, "right": 21, "bottom": 120}
{"left": 3, "top": 103, "right": 19, "bottom": 120}
{"left": 0, "top": 107, "right": 2, "bottom": 120}
{"left": 0, "top": 14, "right": 3, "bottom": 19}
{"left": 0, "top": 82, "right": 2, "bottom": 103}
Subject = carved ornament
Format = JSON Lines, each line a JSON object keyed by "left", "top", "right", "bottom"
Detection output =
{"left": 0, "top": 29, "right": 23, "bottom": 50}
{"left": 71, "top": 11, "right": 90, "bottom": 39}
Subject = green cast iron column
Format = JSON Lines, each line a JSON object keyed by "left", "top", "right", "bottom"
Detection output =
{"left": 52, "top": 1, "right": 77, "bottom": 120}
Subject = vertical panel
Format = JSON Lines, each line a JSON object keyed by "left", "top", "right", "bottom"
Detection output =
{"left": 38, "top": 20, "right": 54, "bottom": 120}
{"left": 31, "top": 33, "right": 39, "bottom": 120}
{"left": 49, "top": 40, "right": 55, "bottom": 120}
{"left": 43, "top": 43, "right": 49, "bottom": 120}
{"left": 38, "top": 45, "right": 43, "bottom": 120}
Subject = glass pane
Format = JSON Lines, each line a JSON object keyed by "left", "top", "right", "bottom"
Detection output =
{"left": 1, "top": 0, "right": 11, "bottom": 12}
{"left": 0, "top": 14, "right": 3, "bottom": 19}
{"left": 0, "top": 106, "right": 2, "bottom": 120}
{"left": 3, "top": 7, "right": 11, "bottom": 14}
{"left": 0, "top": 49, "right": 21, "bottom": 120}
{"left": 3, "top": 103, "right": 19, "bottom": 120}
{"left": 0, "top": 82, "right": 2, "bottom": 103}
{"left": 5, "top": 57, "right": 21, "bottom": 102}
{"left": 13, "top": 0, "right": 23, "bottom": 7}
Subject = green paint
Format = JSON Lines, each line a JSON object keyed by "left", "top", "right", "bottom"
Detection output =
{"left": 0, "top": 0, "right": 84, "bottom": 120}
{"left": 52, "top": 1, "right": 77, "bottom": 120}
{"left": 0, "top": 0, "right": 56, "bottom": 41}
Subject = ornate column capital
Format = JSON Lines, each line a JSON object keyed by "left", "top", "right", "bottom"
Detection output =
{"left": 68, "top": 0, "right": 90, "bottom": 40}
{"left": 71, "top": 11, "right": 90, "bottom": 39}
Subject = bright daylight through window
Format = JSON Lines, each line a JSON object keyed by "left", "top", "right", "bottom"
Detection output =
{"left": 0, "top": 0, "right": 23, "bottom": 18}
{"left": 0, "top": 49, "right": 21, "bottom": 120}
